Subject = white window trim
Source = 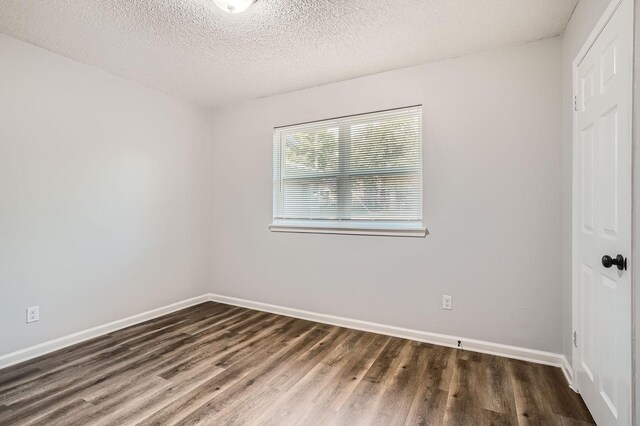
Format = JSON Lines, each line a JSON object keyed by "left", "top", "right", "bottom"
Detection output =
{"left": 272, "top": 105, "right": 425, "bottom": 237}
{"left": 269, "top": 220, "right": 427, "bottom": 237}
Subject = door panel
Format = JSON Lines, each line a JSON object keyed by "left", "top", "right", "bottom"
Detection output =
{"left": 580, "top": 264, "right": 595, "bottom": 381}
{"left": 600, "top": 106, "right": 619, "bottom": 238}
{"left": 581, "top": 124, "right": 595, "bottom": 233}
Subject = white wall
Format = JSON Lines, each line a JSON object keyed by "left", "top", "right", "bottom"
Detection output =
{"left": 560, "top": 0, "right": 612, "bottom": 364}
{"left": 210, "top": 38, "right": 564, "bottom": 353}
{"left": 0, "top": 35, "right": 211, "bottom": 356}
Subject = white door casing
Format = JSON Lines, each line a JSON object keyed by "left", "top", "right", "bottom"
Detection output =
{"left": 572, "top": 0, "right": 634, "bottom": 425}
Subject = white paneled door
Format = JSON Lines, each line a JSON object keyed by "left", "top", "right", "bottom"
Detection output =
{"left": 573, "top": 0, "right": 633, "bottom": 424}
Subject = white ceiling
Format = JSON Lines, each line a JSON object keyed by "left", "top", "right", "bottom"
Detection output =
{"left": 0, "top": 0, "right": 577, "bottom": 107}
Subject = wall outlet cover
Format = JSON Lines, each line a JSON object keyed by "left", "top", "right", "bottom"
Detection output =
{"left": 26, "top": 306, "right": 39, "bottom": 323}
{"left": 442, "top": 295, "right": 452, "bottom": 310}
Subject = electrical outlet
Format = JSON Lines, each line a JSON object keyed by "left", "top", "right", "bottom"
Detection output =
{"left": 442, "top": 295, "right": 452, "bottom": 310}
{"left": 26, "top": 306, "right": 39, "bottom": 323}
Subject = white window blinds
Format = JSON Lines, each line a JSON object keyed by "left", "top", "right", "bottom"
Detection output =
{"left": 272, "top": 106, "right": 423, "bottom": 234}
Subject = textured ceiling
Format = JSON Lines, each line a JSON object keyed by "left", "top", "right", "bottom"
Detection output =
{"left": 0, "top": 0, "right": 577, "bottom": 107}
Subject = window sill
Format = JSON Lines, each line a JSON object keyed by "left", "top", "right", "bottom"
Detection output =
{"left": 268, "top": 221, "right": 428, "bottom": 237}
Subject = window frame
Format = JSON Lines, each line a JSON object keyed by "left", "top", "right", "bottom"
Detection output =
{"left": 270, "top": 106, "right": 427, "bottom": 237}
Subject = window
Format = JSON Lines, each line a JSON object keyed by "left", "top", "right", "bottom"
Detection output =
{"left": 271, "top": 106, "right": 425, "bottom": 237}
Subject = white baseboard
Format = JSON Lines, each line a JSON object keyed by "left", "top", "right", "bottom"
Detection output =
{"left": 561, "top": 356, "right": 577, "bottom": 391}
{"left": 0, "top": 294, "right": 210, "bottom": 370}
{"left": 0, "top": 291, "right": 574, "bottom": 391}
{"left": 208, "top": 293, "right": 574, "bottom": 387}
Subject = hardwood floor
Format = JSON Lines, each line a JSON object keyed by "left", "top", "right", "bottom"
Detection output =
{"left": 0, "top": 302, "right": 594, "bottom": 425}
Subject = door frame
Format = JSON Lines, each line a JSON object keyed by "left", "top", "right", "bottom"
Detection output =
{"left": 571, "top": 0, "right": 635, "bottom": 413}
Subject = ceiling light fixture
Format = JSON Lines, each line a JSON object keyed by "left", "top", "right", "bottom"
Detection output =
{"left": 213, "top": 0, "right": 256, "bottom": 13}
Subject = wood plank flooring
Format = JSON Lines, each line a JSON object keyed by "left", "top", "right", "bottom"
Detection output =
{"left": 0, "top": 302, "right": 594, "bottom": 425}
